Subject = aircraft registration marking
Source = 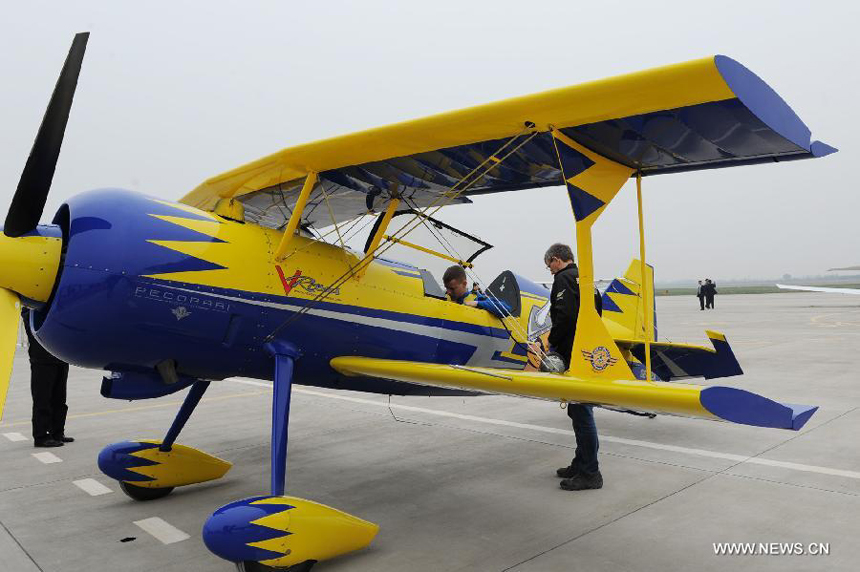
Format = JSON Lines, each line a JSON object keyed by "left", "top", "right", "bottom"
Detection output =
{"left": 133, "top": 285, "right": 231, "bottom": 313}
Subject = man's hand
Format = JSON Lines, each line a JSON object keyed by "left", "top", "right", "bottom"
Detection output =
{"left": 464, "top": 300, "right": 479, "bottom": 308}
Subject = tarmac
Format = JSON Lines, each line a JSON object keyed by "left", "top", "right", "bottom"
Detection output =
{"left": 1, "top": 292, "right": 859, "bottom": 572}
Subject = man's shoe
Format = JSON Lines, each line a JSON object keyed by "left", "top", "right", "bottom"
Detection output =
{"left": 556, "top": 464, "right": 579, "bottom": 479}
{"left": 560, "top": 471, "right": 603, "bottom": 491}
{"left": 53, "top": 435, "right": 74, "bottom": 443}
{"left": 34, "top": 438, "right": 64, "bottom": 448}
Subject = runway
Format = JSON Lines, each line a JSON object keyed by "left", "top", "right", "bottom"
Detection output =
{"left": 1, "top": 292, "right": 859, "bottom": 571}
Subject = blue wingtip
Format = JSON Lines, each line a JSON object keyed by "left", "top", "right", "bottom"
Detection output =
{"left": 787, "top": 404, "right": 819, "bottom": 430}
{"left": 700, "top": 387, "right": 818, "bottom": 431}
{"left": 810, "top": 141, "right": 838, "bottom": 157}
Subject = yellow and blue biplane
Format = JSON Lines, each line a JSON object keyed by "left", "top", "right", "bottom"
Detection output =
{"left": 0, "top": 33, "right": 836, "bottom": 571}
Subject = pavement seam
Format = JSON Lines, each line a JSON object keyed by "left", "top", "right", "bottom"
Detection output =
{"left": 499, "top": 472, "right": 719, "bottom": 572}
{"left": 0, "top": 389, "right": 267, "bottom": 429}
{"left": 718, "top": 471, "right": 860, "bottom": 499}
{"left": 0, "top": 518, "right": 44, "bottom": 572}
{"left": 0, "top": 418, "right": 382, "bottom": 495}
{"left": 282, "top": 400, "right": 860, "bottom": 500}
{"left": 748, "top": 405, "right": 859, "bottom": 458}
{"left": 291, "top": 390, "right": 860, "bottom": 481}
{"left": 221, "top": 392, "right": 860, "bottom": 498}
{"left": 499, "top": 403, "right": 860, "bottom": 571}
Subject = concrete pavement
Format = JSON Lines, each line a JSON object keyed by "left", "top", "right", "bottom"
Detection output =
{"left": 1, "top": 292, "right": 858, "bottom": 571}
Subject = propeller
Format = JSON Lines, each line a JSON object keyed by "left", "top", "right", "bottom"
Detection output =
{"left": 0, "top": 33, "right": 88, "bottom": 421}
{"left": 0, "top": 290, "right": 21, "bottom": 421}
{"left": 4, "top": 32, "right": 88, "bottom": 238}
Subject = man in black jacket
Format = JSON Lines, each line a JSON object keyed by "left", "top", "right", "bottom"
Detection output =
{"left": 704, "top": 278, "right": 717, "bottom": 309}
{"left": 543, "top": 243, "right": 603, "bottom": 491}
{"left": 21, "top": 308, "right": 73, "bottom": 448}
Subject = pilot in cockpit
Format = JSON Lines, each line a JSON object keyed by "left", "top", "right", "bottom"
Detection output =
{"left": 442, "top": 265, "right": 510, "bottom": 319}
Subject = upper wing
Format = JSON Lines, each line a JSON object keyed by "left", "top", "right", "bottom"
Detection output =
{"left": 182, "top": 56, "right": 834, "bottom": 229}
{"left": 776, "top": 284, "right": 860, "bottom": 295}
{"left": 330, "top": 356, "right": 816, "bottom": 431}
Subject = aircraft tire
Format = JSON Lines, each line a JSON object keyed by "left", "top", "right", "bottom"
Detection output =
{"left": 236, "top": 560, "right": 316, "bottom": 572}
{"left": 119, "top": 481, "right": 174, "bottom": 501}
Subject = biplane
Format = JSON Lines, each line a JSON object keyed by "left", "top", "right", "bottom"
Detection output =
{"left": 0, "top": 33, "right": 836, "bottom": 571}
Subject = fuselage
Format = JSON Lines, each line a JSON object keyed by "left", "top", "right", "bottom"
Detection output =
{"left": 32, "top": 189, "right": 542, "bottom": 394}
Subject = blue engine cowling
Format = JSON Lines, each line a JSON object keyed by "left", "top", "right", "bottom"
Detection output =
{"left": 29, "top": 188, "right": 486, "bottom": 396}
{"left": 31, "top": 189, "right": 260, "bottom": 380}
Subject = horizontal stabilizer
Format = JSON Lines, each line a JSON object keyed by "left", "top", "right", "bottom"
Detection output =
{"left": 330, "top": 356, "right": 815, "bottom": 431}
{"left": 615, "top": 331, "right": 743, "bottom": 381}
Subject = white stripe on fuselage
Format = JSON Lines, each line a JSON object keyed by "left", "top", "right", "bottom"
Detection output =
{"left": 162, "top": 285, "right": 511, "bottom": 366}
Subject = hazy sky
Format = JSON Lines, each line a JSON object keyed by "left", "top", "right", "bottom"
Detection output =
{"left": 1, "top": 1, "right": 857, "bottom": 283}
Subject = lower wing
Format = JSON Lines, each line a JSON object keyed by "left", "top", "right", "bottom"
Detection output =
{"left": 331, "top": 357, "right": 816, "bottom": 431}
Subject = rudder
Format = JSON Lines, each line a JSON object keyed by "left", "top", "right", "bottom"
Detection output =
{"left": 601, "top": 259, "right": 656, "bottom": 341}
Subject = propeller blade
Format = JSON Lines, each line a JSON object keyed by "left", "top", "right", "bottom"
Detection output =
{"left": 4, "top": 32, "right": 89, "bottom": 238}
{"left": 0, "top": 288, "right": 22, "bottom": 422}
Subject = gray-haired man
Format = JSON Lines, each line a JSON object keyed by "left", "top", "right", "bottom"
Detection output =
{"left": 544, "top": 243, "right": 602, "bottom": 491}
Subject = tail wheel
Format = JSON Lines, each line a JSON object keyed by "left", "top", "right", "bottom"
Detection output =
{"left": 119, "top": 481, "right": 174, "bottom": 501}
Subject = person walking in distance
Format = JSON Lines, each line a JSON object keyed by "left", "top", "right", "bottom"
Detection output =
{"left": 704, "top": 278, "right": 717, "bottom": 309}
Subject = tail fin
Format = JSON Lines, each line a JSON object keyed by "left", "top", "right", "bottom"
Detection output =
{"left": 601, "top": 259, "right": 656, "bottom": 341}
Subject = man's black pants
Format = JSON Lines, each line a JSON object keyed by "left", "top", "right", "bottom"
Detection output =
{"left": 30, "top": 361, "right": 69, "bottom": 440}
{"left": 567, "top": 403, "right": 599, "bottom": 474}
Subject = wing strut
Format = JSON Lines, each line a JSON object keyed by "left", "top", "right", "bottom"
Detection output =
{"left": 274, "top": 172, "right": 317, "bottom": 260}
{"left": 550, "top": 128, "right": 636, "bottom": 380}
{"left": 359, "top": 194, "right": 401, "bottom": 279}
{"left": 636, "top": 172, "right": 653, "bottom": 381}
{"left": 363, "top": 194, "right": 401, "bottom": 256}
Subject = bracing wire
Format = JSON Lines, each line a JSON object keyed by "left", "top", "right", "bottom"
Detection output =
{"left": 263, "top": 127, "right": 539, "bottom": 342}
{"left": 397, "top": 197, "right": 550, "bottom": 364}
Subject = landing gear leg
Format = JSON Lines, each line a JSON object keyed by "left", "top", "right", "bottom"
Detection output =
{"left": 104, "top": 380, "right": 230, "bottom": 501}
{"left": 203, "top": 342, "right": 377, "bottom": 568}
{"left": 160, "top": 379, "right": 210, "bottom": 452}
{"left": 265, "top": 341, "right": 300, "bottom": 497}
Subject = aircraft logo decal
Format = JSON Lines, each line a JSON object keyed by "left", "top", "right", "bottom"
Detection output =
{"left": 276, "top": 267, "right": 303, "bottom": 295}
{"left": 172, "top": 306, "right": 192, "bottom": 320}
{"left": 276, "top": 265, "right": 340, "bottom": 297}
{"left": 527, "top": 298, "right": 552, "bottom": 339}
{"left": 581, "top": 346, "right": 618, "bottom": 372}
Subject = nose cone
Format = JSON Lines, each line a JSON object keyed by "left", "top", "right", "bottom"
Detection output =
{"left": 0, "top": 225, "right": 62, "bottom": 304}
